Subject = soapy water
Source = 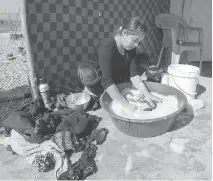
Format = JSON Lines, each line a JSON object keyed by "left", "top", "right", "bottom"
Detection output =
{"left": 169, "top": 138, "right": 189, "bottom": 154}
{"left": 109, "top": 89, "right": 179, "bottom": 121}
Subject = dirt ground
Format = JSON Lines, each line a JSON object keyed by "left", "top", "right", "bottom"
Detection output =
{"left": 0, "top": 75, "right": 212, "bottom": 180}
{"left": 0, "top": 30, "right": 212, "bottom": 180}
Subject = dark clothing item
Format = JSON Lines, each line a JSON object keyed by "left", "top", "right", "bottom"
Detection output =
{"left": 85, "top": 128, "right": 109, "bottom": 145}
{"left": 1, "top": 112, "right": 57, "bottom": 144}
{"left": 78, "top": 61, "right": 102, "bottom": 87}
{"left": 34, "top": 114, "right": 62, "bottom": 138}
{"left": 22, "top": 97, "right": 49, "bottom": 120}
{"left": 57, "top": 143, "right": 98, "bottom": 180}
{"left": 78, "top": 38, "right": 139, "bottom": 89}
{"left": 1, "top": 112, "right": 36, "bottom": 141}
{"left": 57, "top": 167, "right": 80, "bottom": 180}
{"left": 78, "top": 61, "right": 104, "bottom": 96}
{"left": 1, "top": 99, "right": 99, "bottom": 144}
{"left": 91, "top": 38, "right": 139, "bottom": 89}
{"left": 85, "top": 95, "right": 101, "bottom": 111}
{"left": 52, "top": 131, "right": 81, "bottom": 151}
{"left": 78, "top": 38, "right": 148, "bottom": 95}
{"left": 56, "top": 111, "right": 99, "bottom": 137}
{"left": 72, "top": 143, "right": 98, "bottom": 180}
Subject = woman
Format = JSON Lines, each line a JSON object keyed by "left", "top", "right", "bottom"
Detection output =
{"left": 78, "top": 16, "right": 161, "bottom": 115}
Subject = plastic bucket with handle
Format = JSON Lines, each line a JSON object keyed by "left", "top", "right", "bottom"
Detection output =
{"left": 168, "top": 64, "right": 200, "bottom": 101}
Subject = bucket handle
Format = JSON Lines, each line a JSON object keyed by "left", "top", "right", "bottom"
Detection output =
{"left": 170, "top": 75, "right": 199, "bottom": 96}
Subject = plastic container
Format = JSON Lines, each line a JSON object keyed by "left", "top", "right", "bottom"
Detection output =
{"left": 100, "top": 82, "right": 187, "bottom": 138}
{"left": 39, "top": 78, "right": 51, "bottom": 109}
{"left": 168, "top": 64, "right": 200, "bottom": 101}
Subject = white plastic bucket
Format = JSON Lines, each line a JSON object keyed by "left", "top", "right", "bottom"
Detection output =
{"left": 168, "top": 64, "right": 200, "bottom": 101}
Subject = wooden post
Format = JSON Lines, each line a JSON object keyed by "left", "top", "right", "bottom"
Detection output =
{"left": 20, "top": 0, "right": 39, "bottom": 100}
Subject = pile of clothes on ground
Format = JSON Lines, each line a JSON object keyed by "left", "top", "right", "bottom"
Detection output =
{"left": 0, "top": 97, "right": 108, "bottom": 180}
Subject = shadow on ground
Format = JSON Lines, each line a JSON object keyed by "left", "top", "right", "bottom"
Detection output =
{"left": 196, "top": 84, "right": 206, "bottom": 99}
{"left": 168, "top": 104, "right": 194, "bottom": 132}
{"left": 0, "top": 85, "right": 31, "bottom": 122}
{"left": 0, "top": 85, "right": 30, "bottom": 99}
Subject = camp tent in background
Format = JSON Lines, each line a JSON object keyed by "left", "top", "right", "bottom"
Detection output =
{"left": 20, "top": 0, "right": 170, "bottom": 99}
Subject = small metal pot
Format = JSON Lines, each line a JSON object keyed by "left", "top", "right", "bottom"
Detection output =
{"left": 66, "top": 92, "right": 91, "bottom": 111}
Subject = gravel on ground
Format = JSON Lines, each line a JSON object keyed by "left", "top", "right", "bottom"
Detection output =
{"left": 0, "top": 37, "right": 31, "bottom": 122}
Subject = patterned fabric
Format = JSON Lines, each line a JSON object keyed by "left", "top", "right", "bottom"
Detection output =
{"left": 72, "top": 143, "right": 98, "bottom": 180}
{"left": 32, "top": 152, "right": 55, "bottom": 172}
{"left": 52, "top": 131, "right": 80, "bottom": 151}
{"left": 23, "top": 0, "right": 170, "bottom": 89}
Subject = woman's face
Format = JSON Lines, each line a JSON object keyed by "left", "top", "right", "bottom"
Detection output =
{"left": 121, "top": 30, "right": 145, "bottom": 50}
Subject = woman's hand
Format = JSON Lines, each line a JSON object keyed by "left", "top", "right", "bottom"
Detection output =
{"left": 122, "top": 102, "right": 138, "bottom": 116}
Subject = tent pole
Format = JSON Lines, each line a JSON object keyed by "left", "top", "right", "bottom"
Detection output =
{"left": 20, "top": 0, "right": 39, "bottom": 100}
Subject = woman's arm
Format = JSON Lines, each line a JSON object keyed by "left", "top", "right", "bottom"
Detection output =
{"left": 129, "top": 56, "right": 162, "bottom": 107}
{"left": 130, "top": 75, "right": 162, "bottom": 107}
{"left": 106, "top": 84, "right": 137, "bottom": 115}
{"left": 130, "top": 75, "right": 149, "bottom": 94}
{"left": 129, "top": 53, "right": 149, "bottom": 93}
{"left": 105, "top": 84, "right": 129, "bottom": 106}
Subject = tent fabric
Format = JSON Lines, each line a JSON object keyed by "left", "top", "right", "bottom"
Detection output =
{"left": 21, "top": 0, "right": 170, "bottom": 98}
